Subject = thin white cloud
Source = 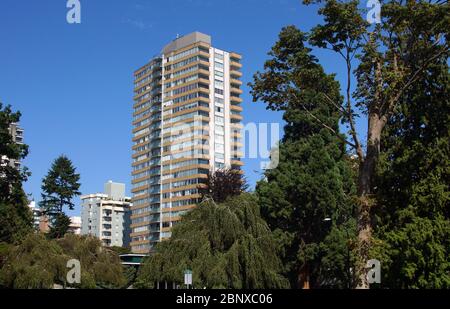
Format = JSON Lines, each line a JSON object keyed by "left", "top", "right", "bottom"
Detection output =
{"left": 123, "top": 18, "right": 153, "bottom": 31}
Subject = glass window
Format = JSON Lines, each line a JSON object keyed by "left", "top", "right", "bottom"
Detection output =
{"left": 215, "top": 143, "right": 225, "bottom": 153}
{"left": 215, "top": 116, "right": 224, "bottom": 124}
{"left": 215, "top": 125, "right": 224, "bottom": 134}
{"left": 215, "top": 162, "right": 225, "bottom": 169}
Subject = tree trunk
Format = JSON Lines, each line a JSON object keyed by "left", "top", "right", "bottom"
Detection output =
{"left": 298, "top": 265, "right": 310, "bottom": 289}
{"left": 356, "top": 112, "right": 386, "bottom": 289}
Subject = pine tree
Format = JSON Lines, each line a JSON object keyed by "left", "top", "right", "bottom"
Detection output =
{"left": 40, "top": 155, "right": 81, "bottom": 238}
{"left": 0, "top": 102, "right": 32, "bottom": 244}
{"left": 250, "top": 26, "right": 357, "bottom": 288}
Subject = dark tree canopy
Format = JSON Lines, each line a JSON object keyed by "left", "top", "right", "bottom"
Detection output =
{"left": 40, "top": 155, "right": 81, "bottom": 214}
{"left": 39, "top": 155, "right": 81, "bottom": 239}
{"left": 288, "top": 0, "right": 449, "bottom": 287}
{"left": 372, "top": 34, "right": 450, "bottom": 288}
{"left": 0, "top": 103, "right": 32, "bottom": 244}
{"left": 199, "top": 168, "right": 248, "bottom": 203}
{"left": 48, "top": 213, "right": 72, "bottom": 240}
{"left": 250, "top": 26, "right": 357, "bottom": 288}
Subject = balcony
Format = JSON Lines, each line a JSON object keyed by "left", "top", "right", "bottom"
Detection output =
{"left": 230, "top": 52, "right": 242, "bottom": 61}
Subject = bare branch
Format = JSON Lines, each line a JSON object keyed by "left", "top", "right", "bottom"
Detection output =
{"left": 291, "top": 93, "right": 358, "bottom": 150}
{"left": 322, "top": 93, "right": 347, "bottom": 114}
{"left": 388, "top": 42, "right": 449, "bottom": 114}
{"left": 344, "top": 51, "right": 365, "bottom": 162}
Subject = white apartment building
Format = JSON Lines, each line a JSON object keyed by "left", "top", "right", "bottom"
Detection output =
{"left": 81, "top": 181, "right": 132, "bottom": 247}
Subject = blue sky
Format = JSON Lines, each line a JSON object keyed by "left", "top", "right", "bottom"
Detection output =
{"left": 0, "top": 0, "right": 366, "bottom": 216}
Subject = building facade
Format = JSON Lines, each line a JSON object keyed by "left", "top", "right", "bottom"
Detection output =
{"left": 69, "top": 216, "right": 81, "bottom": 235}
{"left": 28, "top": 200, "right": 50, "bottom": 233}
{"left": 131, "top": 32, "right": 243, "bottom": 253}
{"left": 1, "top": 123, "right": 24, "bottom": 169}
{"left": 81, "top": 181, "right": 132, "bottom": 247}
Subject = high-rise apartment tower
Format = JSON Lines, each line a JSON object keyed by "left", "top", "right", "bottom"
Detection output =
{"left": 131, "top": 32, "right": 243, "bottom": 253}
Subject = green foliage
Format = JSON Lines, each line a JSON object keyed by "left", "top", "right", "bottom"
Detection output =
{"left": 123, "top": 266, "right": 138, "bottom": 288}
{"left": 373, "top": 29, "right": 450, "bottom": 288}
{"left": 0, "top": 201, "right": 33, "bottom": 244}
{"left": 57, "top": 234, "right": 127, "bottom": 289}
{"left": 39, "top": 155, "right": 81, "bottom": 239}
{"left": 135, "top": 194, "right": 288, "bottom": 289}
{"left": 110, "top": 246, "right": 132, "bottom": 256}
{"left": 250, "top": 25, "right": 357, "bottom": 288}
{"left": 40, "top": 155, "right": 81, "bottom": 215}
{"left": 48, "top": 213, "right": 72, "bottom": 240}
{"left": 0, "top": 234, "right": 67, "bottom": 289}
{"left": 0, "top": 103, "right": 32, "bottom": 244}
{"left": 0, "top": 103, "right": 30, "bottom": 200}
{"left": 0, "top": 234, "right": 126, "bottom": 289}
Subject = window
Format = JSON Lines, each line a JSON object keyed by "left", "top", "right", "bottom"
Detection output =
{"left": 215, "top": 88, "right": 224, "bottom": 95}
{"left": 215, "top": 62, "right": 224, "bottom": 69}
{"left": 214, "top": 70, "right": 224, "bottom": 78}
{"left": 215, "top": 162, "right": 225, "bottom": 169}
{"left": 215, "top": 143, "right": 225, "bottom": 153}
{"left": 215, "top": 125, "right": 224, "bottom": 134}
{"left": 169, "top": 47, "right": 199, "bottom": 62}
{"left": 215, "top": 116, "right": 224, "bottom": 124}
{"left": 215, "top": 53, "right": 224, "bottom": 60}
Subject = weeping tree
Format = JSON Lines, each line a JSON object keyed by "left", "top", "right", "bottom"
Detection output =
{"left": 56, "top": 234, "right": 127, "bottom": 289}
{"left": 0, "top": 233, "right": 69, "bottom": 289}
{"left": 198, "top": 168, "right": 249, "bottom": 203}
{"left": 0, "top": 233, "right": 126, "bottom": 289}
{"left": 135, "top": 194, "right": 289, "bottom": 289}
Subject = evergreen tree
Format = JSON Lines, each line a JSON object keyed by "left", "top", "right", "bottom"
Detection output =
{"left": 250, "top": 26, "right": 357, "bottom": 288}
{"left": 40, "top": 155, "right": 81, "bottom": 238}
{"left": 372, "top": 31, "right": 450, "bottom": 288}
{"left": 286, "top": 0, "right": 449, "bottom": 287}
{"left": 0, "top": 102, "right": 32, "bottom": 244}
{"left": 48, "top": 213, "right": 72, "bottom": 240}
{"left": 135, "top": 194, "right": 288, "bottom": 289}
